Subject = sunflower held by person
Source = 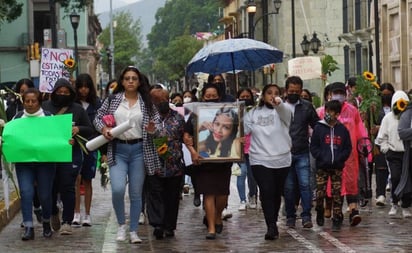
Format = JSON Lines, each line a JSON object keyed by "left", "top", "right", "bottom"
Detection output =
{"left": 62, "top": 57, "right": 76, "bottom": 77}
{"left": 153, "top": 136, "right": 171, "bottom": 161}
{"left": 353, "top": 71, "right": 382, "bottom": 116}
{"left": 393, "top": 97, "right": 409, "bottom": 118}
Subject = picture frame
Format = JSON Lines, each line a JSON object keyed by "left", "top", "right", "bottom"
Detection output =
{"left": 188, "top": 102, "right": 244, "bottom": 163}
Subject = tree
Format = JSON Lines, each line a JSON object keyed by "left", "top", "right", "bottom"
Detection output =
{"left": 145, "top": 0, "right": 222, "bottom": 85}
{"left": 153, "top": 34, "right": 203, "bottom": 86}
{"left": 0, "top": 0, "right": 23, "bottom": 29}
{"left": 56, "top": 0, "right": 93, "bottom": 13}
{"left": 98, "top": 11, "right": 143, "bottom": 78}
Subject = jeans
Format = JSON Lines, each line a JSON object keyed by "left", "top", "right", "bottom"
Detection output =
{"left": 237, "top": 155, "right": 257, "bottom": 202}
{"left": 110, "top": 142, "right": 145, "bottom": 232}
{"left": 16, "top": 163, "right": 56, "bottom": 227}
{"left": 284, "top": 153, "right": 312, "bottom": 219}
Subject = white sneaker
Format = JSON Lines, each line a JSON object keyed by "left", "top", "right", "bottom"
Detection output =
{"left": 388, "top": 204, "right": 398, "bottom": 216}
{"left": 402, "top": 208, "right": 412, "bottom": 218}
{"left": 129, "top": 231, "right": 142, "bottom": 244}
{"left": 238, "top": 201, "right": 247, "bottom": 211}
{"left": 116, "top": 224, "right": 127, "bottom": 241}
{"left": 82, "top": 215, "right": 92, "bottom": 226}
{"left": 247, "top": 196, "right": 257, "bottom": 209}
{"left": 139, "top": 213, "right": 145, "bottom": 225}
{"left": 72, "top": 213, "right": 81, "bottom": 226}
{"left": 60, "top": 223, "right": 72, "bottom": 235}
{"left": 222, "top": 208, "right": 233, "bottom": 220}
{"left": 376, "top": 195, "right": 386, "bottom": 207}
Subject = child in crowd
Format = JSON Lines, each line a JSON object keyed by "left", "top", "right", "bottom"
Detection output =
{"left": 310, "top": 100, "right": 352, "bottom": 231}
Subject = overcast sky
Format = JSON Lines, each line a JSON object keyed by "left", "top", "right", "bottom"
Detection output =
{"left": 94, "top": 0, "right": 142, "bottom": 14}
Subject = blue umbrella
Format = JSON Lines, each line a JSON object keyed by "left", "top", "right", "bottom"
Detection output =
{"left": 186, "top": 38, "right": 283, "bottom": 75}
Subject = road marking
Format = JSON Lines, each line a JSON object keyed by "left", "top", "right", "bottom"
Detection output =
{"left": 102, "top": 209, "right": 118, "bottom": 253}
{"left": 286, "top": 228, "right": 324, "bottom": 253}
{"left": 319, "top": 231, "right": 356, "bottom": 253}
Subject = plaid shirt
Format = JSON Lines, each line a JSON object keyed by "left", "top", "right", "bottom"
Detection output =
{"left": 94, "top": 92, "right": 162, "bottom": 175}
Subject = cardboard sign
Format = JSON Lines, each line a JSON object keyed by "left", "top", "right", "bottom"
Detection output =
{"left": 39, "top": 48, "right": 74, "bottom": 93}
{"left": 288, "top": 56, "right": 321, "bottom": 80}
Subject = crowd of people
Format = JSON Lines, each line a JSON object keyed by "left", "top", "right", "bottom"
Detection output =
{"left": 7, "top": 67, "right": 412, "bottom": 243}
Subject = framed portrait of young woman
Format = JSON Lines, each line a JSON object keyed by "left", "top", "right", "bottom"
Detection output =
{"left": 188, "top": 102, "right": 244, "bottom": 163}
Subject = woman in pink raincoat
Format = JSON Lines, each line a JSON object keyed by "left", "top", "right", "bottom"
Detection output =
{"left": 317, "top": 82, "right": 368, "bottom": 227}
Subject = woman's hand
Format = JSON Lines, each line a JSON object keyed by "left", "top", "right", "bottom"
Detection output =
{"left": 69, "top": 138, "right": 75, "bottom": 145}
{"left": 145, "top": 120, "right": 156, "bottom": 135}
{"left": 199, "top": 121, "right": 213, "bottom": 132}
{"left": 183, "top": 132, "right": 194, "bottom": 146}
{"left": 272, "top": 96, "right": 282, "bottom": 106}
{"left": 72, "top": 126, "right": 79, "bottom": 136}
{"left": 191, "top": 151, "right": 202, "bottom": 165}
{"left": 102, "top": 126, "right": 113, "bottom": 140}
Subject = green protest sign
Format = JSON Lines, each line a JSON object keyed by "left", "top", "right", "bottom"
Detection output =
{"left": 2, "top": 114, "right": 73, "bottom": 162}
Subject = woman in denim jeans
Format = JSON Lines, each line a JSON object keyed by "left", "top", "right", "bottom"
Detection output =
{"left": 14, "top": 88, "right": 56, "bottom": 240}
{"left": 94, "top": 66, "right": 161, "bottom": 244}
{"left": 236, "top": 88, "right": 258, "bottom": 210}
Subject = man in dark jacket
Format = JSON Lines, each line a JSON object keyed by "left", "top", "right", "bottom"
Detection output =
{"left": 310, "top": 100, "right": 352, "bottom": 231}
{"left": 42, "top": 78, "right": 93, "bottom": 235}
{"left": 283, "top": 76, "right": 320, "bottom": 229}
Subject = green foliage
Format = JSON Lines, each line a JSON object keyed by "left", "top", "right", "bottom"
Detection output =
{"left": 144, "top": 0, "right": 222, "bottom": 83}
{"left": 152, "top": 35, "right": 203, "bottom": 82}
{"left": 353, "top": 71, "right": 382, "bottom": 126}
{"left": 321, "top": 54, "right": 339, "bottom": 76}
{"left": 56, "top": 0, "right": 93, "bottom": 13}
{"left": 98, "top": 11, "right": 143, "bottom": 78}
{"left": 0, "top": 0, "right": 23, "bottom": 29}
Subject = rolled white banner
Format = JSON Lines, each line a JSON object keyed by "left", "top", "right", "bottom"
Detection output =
{"left": 86, "top": 119, "right": 136, "bottom": 151}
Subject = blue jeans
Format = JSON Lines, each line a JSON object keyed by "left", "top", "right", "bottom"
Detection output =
{"left": 16, "top": 163, "right": 56, "bottom": 227}
{"left": 110, "top": 142, "right": 145, "bottom": 232}
{"left": 236, "top": 155, "right": 257, "bottom": 202}
{"left": 284, "top": 153, "right": 312, "bottom": 219}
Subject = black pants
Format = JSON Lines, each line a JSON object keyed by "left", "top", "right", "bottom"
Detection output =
{"left": 145, "top": 175, "right": 183, "bottom": 231}
{"left": 51, "top": 163, "right": 79, "bottom": 223}
{"left": 251, "top": 165, "right": 289, "bottom": 229}
{"left": 386, "top": 150, "right": 411, "bottom": 207}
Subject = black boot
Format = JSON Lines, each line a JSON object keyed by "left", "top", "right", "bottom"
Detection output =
{"left": 264, "top": 225, "right": 279, "bottom": 240}
{"left": 316, "top": 207, "right": 325, "bottom": 226}
{"left": 349, "top": 209, "right": 361, "bottom": 226}
{"left": 43, "top": 222, "right": 52, "bottom": 238}
{"left": 22, "top": 227, "right": 34, "bottom": 241}
{"left": 332, "top": 217, "right": 342, "bottom": 231}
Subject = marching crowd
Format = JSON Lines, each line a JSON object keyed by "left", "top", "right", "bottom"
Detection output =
{"left": 7, "top": 66, "right": 412, "bottom": 244}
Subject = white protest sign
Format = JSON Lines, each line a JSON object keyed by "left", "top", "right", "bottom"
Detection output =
{"left": 288, "top": 56, "right": 321, "bottom": 80}
{"left": 39, "top": 48, "right": 74, "bottom": 93}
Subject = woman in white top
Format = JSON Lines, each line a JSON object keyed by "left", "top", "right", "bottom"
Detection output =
{"left": 244, "top": 84, "right": 292, "bottom": 240}
{"left": 94, "top": 66, "right": 161, "bottom": 243}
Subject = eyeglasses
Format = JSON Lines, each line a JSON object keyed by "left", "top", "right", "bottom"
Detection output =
{"left": 124, "top": 76, "right": 138, "bottom": 81}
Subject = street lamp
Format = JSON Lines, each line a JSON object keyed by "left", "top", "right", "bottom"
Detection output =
{"left": 70, "top": 12, "right": 80, "bottom": 78}
{"left": 300, "top": 34, "right": 310, "bottom": 56}
{"left": 106, "top": 47, "right": 112, "bottom": 80}
{"left": 310, "top": 32, "right": 321, "bottom": 54}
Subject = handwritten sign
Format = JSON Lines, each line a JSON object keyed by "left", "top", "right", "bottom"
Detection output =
{"left": 39, "top": 48, "right": 74, "bottom": 93}
{"left": 288, "top": 56, "right": 321, "bottom": 80}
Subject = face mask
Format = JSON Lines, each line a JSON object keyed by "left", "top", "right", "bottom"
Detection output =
{"left": 174, "top": 102, "right": 183, "bottom": 107}
{"left": 264, "top": 102, "right": 274, "bottom": 109}
{"left": 108, "top": 88, "right": 114, "bottom": 95}
{"left": 287, "top": 93, "right": 300, "bottom": 104}
{"left": 204, "top": 99, "right": 219, "bottom": 103}
{"left": 157, "top": 101, "right": 170, "bottom": 114}
{"left": 52, "top": 94, "right": 72, "bottom": 107}
{"left": 324, "top": 113, "right": 333, "bottom": 124}
{"left": 331, "top": 94, "right": 346, "bottom": 103}
{"left": 239, "top": 98, "right": 254, "bottom": 107}
{"left": 381, "top": 94, "right": 392, "bottom": 106}
{"left": 183, "top": 97, "right": 192, "bottom": 103}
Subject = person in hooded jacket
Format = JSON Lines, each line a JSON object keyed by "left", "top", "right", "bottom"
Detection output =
{"left": 310, "top": 100, "right": 352, "bottom": 231}
{"left": 208, "top": 74, "right": 235, "bottom": 102}
{"left": 42, "top": 78, "right": 94, "bottom": 235}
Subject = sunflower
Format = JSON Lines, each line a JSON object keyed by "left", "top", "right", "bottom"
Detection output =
{"left": 64, "top": 58, "right": 75, "bottom": 68}
{"left": 371, "top": 81, "right": 380, "bottom": 89}
{"left": 157, "top": 143, "right": 168, "bottom": 155}
{"left": 396, "top": 98, "right": 408, "bottom": 112}
{"left": 363, "top": 71, "right": 375, "bottom": 81}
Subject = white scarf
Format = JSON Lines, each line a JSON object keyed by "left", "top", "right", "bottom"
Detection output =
{"left": 22, "top": 108, "right": 45, "bottom": 118}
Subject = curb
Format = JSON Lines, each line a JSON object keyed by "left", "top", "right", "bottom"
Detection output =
{"left": 0, "top": 191, "right": 20, "bottom": 232}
